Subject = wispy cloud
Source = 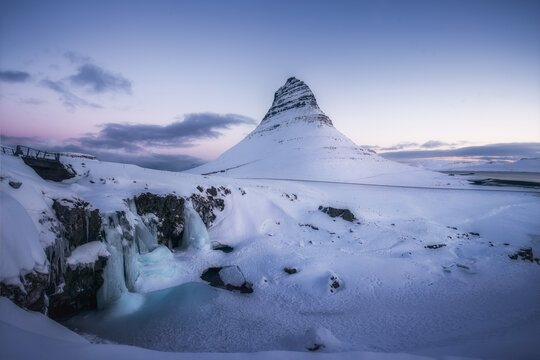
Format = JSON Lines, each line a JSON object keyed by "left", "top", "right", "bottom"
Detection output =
{"left": 377, "top": 142, "right": 419, "bottom": 151}
{"left": 19, "top": 97, "right": 45, "bottom": 105}
{"left": 64, "top": 51, "right": 92, "bottom": 64}
{"left": 421, "top": 140, "right": 451, "bottom": 149}
{"left": 0, "top": 70, "right": 31, "bottom": 83}
{"left": 69, "top": 63, "right": 132, "bottom": 94}
{"left": 41, "top": 79, "right": 102, "bottom": 110}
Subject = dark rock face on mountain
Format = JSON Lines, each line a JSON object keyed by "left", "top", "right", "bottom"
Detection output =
{"left": 261, "top": 77, "right": 332, "bottom": 127}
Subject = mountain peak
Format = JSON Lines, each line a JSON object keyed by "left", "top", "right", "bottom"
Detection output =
{"left": 259, "top": 77, "right": 332, "bottom": 127}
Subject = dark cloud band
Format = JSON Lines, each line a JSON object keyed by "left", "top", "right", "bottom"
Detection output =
{"left": 78, "top": 113, "right": 257, "bottom": 150}
{"left": 0, "top": 70, "right": 31, "bottom": 83}
{"left": 381, "top": 142, "right": 540, "bottom": 161}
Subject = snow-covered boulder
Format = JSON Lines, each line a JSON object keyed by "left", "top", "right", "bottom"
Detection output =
{"left": 201, "top": 266, "right": 253, "bottom": 293}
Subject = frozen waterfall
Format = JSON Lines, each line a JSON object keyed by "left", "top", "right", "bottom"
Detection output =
{"left": 181, "top": 202, "right": 211, "bottom": 250}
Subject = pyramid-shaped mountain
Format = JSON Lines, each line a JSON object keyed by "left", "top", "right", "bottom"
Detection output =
{"left": 188, "top": 77, "right": 453, "bottom": 186}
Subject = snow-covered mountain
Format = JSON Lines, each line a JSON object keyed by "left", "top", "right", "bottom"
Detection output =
{"left": 1, "top": 79, "right": 540, "bottom": 360}
{"left": 188, "top": 77, "right": 453, "bottom": 186}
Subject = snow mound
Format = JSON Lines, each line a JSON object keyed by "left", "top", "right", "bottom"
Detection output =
{"left": 66, "top": 241, "right": 110, "bottom": 268}
{"left": 0, "top": 191, "right": 47, "bottom": 284}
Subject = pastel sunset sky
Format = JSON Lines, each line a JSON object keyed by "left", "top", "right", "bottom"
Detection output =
{"left": 1, "top": 0, "right": 539, "bottom": 170}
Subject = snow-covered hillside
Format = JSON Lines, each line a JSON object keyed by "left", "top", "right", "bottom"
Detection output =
{"left": 187, "top": 78, "right": 457, "bottom": 187}
{"left": 1, "top": 150, "right": 540, "bottom": 359}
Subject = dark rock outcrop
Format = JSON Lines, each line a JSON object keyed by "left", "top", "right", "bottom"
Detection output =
{"left": 52, "top": 199, "right": 102, "bottom": 249}
{"left": 318, "top": 206, "right": 356, "bottom": 222}
{"left": 8, "top": 180, "right": 22, "bottom": 189}
{"left": 133, "top": 188, "right": 228, "bottom": 249}
{"left": 212, "top": 242, "right": 234, "bottom": 253}
{"left": 133, "top": 193, "right": 185, "bottom": 248}
{"left": 47, "top": 255, "right": 109, "bottom": 318}
{"left": 190, "top": 193, "right": 224, "bottom": 226}
{"left": 509, "top": 247, "right": 540, "bottom": 264}
{"left": 0, "top": 272, "right": 49, "bottom": 313}
{"left": 45, "top": 199, "right": 107, "bottom": 318}
{"left": 284, "top": 267, "right": 297, "bottom": 274}
{"left": 329, "top": 274, "right": 341, "bottom": 294}
{"left": 22, "top": 157, "right": 76, "bottom": 182}
{"left": 201, "top": 266, "right": 253, "bottom": 293}
{"left": 425, "top": 244, "right": 447, "bottom": 250}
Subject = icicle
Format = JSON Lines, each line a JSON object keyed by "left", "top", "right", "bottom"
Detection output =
{"left": 181, "top": 201, "right": 211, "bottom": 250}
{"left": 97, "top": 212, "right": 129, "bottom": 308}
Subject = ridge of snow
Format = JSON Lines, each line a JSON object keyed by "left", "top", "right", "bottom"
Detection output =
{"left": 66, "top": 241, "right": 111, "bottom": 268}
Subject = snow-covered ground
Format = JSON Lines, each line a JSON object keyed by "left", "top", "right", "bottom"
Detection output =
{"left": 1, "top": 152, "right": 540, "bottom": 359}
{"left": 1, "top": 78, "right": 539, "bottom": 359}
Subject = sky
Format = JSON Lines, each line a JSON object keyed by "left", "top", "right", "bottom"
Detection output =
{"left": 0, "top": 0, "right": 539, "bottom": 170}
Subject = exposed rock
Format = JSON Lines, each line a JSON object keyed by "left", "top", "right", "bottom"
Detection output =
{"left": 212, "top": 242, "right": 234, "bottom": 253}
{"left": 190, "top": 193, "right": 225, "bottom": 227}
{"left": 0, "top": 272, "right": 48, "bottom": 313}
{"left": 8, "top": 180, "right": 22, "bottom": 189}
{"left": 318, "top": 206, "right": 356, "bottom": 222}
{"left": 300, "top": 223, "right": 319, "bottom": 230}
{"left": 48, "top": 254, "right": 109, "bottom": 318}
{"left": 133, "top": 193, "right": 186, "bottom": 248}
{"left": 304, "top": 327, "right": 342, "bottom": 352}
{"left": 45, "top": 199, "right": 107, "bottom": 318}
{"left": 22, "top": 157, "right": 76, "bottom": 182}
{"left": 307, "top": 344, "right": 324, "bottom": 352}
{"left": 284, "top": 267, "right": 297, "bottom": 274}
{"left": 260, "top": 77, "right": 332, "bottom": 127}
{"left": 201, "top": 266, "right": 253, "bottom": 293}
{"left": 206, "top": 186, "right": 218, "bottom": 196}
{"left": 329, "top": 274, "right": 341, "bottom": 293}
{"left": 425, "top": 244, "right": 447, "bottom": 250}
{"left": 509, "top": 247, "right": 540, "bottom": 264}
{"left": 134, "top": 191, "right": 227, "bottom": 249}
{"left": 52, "top": 198, "right": 102, "bottom": 249}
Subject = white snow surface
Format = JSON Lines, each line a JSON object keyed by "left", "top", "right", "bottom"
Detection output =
{"left": 0, "top": 191, "right": 47, "bottom": 283}
{"left": 0, "top": 297, "right": 436, "bottom": 360}
{"left": 66, "top": 241, "right": 111, "bottom": 268}
{"left": 1, "top": 136, "right": 540, "bottom": 359}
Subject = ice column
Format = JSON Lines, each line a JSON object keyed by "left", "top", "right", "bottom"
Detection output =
{"left": 181, "top": 202, "right": 211, "bottom": 250}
